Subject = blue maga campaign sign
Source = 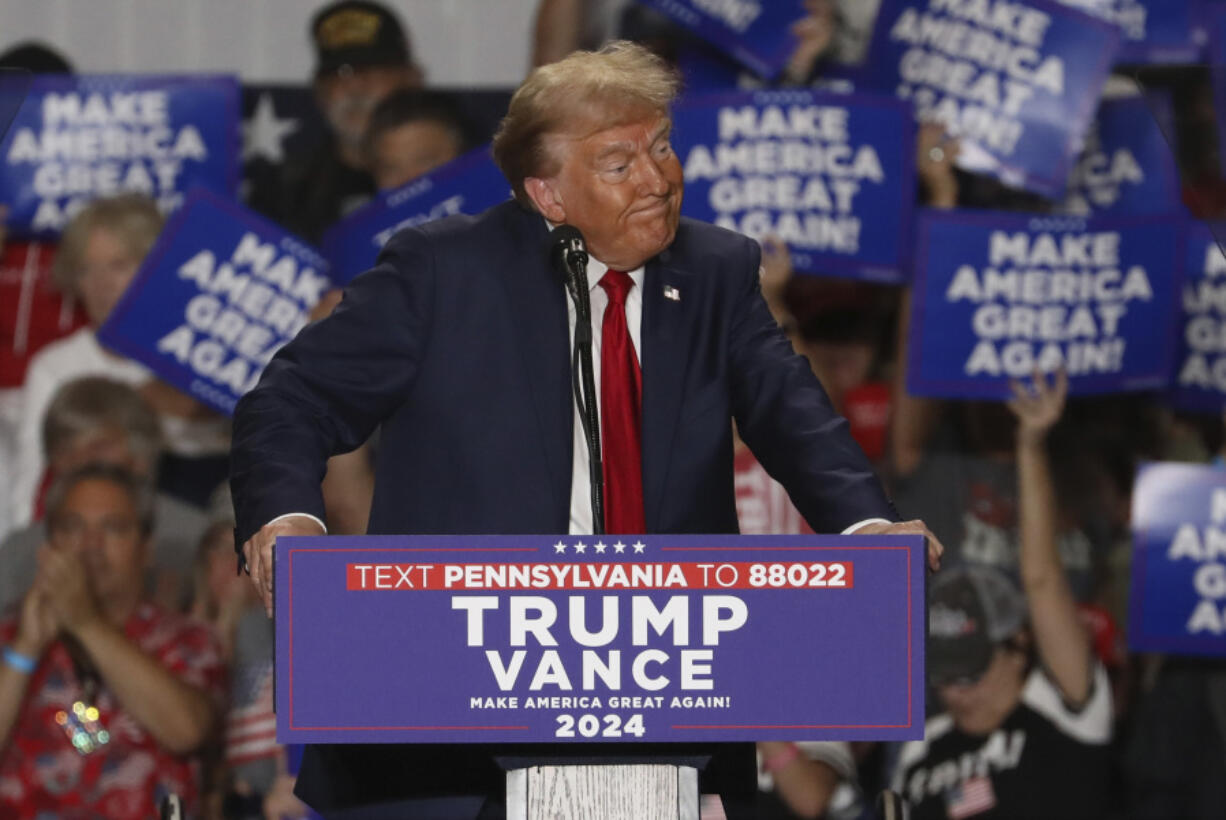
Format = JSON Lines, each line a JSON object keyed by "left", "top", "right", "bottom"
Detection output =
{"left": 639, "top": 0, "right": 806, "bottom": 79}
{"left": 1059, "top": 94, "right": 1180, "bottom": 217}
{"left": 1130, "top": 463, "right": 1226, "bottom": 656}
{"left": 0, "top": 74, "right": 239, "bottom": 237}
{"left": 96, "top": 188, "right": 329, "bottom": 415}
{"left": 672, "top": 89, "right": 915, "bottom": 284}
{"left": 1054, "top": 0, "right": 1202, "bottom": 65}
{"left": 275, "top": 533, "right": 927, "bottom": 744}
{"left": 321, "top": 147, "right": 508, "bottom": 285}
{"left": 907, "top": 210, "right": 1182, "bottom": 398}
{"left": 1172, "top": 223, "right": 1226, "bottom": 413}
{"left": 857, "top": 0, "right": 1120, "bottom": 197}
{"left": 1209, "top": 7, "right": 1226, "bottom": 175}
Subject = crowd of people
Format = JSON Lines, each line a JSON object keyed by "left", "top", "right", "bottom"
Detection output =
{"left": 0, "top": 0, "right": 1223, "bottom": 818}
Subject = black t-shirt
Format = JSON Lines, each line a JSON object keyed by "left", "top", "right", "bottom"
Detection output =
{"left": 892, "top": 666, "right": 1112, "bottom": 820}
{"left": 252, "top": 136, "right": 376, "bottom": 244}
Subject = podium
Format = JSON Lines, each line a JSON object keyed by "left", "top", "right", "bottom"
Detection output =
{"left": 275, "top": 534, "right": 926, "bottom": 818}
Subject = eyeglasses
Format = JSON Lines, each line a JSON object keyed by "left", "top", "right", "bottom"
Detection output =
{"left": 931, "top": 668, "right": 989, "bottom": 688}
{"left": 48, "top": 514, "right": 140, "bottom": 546}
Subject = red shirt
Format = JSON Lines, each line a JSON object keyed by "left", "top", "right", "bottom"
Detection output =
{"left": 0, "top": 240, "right": 86, "bottom": 388}
{"left": 734, "top": 446, "right": 814, "bottom": 535}
{"left": 0, "top": 603, "right": 226, "bottom": 819}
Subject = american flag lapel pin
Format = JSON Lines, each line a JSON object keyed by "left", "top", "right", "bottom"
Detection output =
{"left": 663, "top": 285, "right": 681, "bottom": 301}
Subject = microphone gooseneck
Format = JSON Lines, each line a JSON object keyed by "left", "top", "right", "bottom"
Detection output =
{"left": 547, "top": 224, "right": 604, "bottom": 535}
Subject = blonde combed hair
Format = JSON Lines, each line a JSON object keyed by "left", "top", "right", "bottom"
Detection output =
{"left": 492, "top": 40, "right": 680, "bottom": 207}
{"left": 52, "top": 193, "right": 164, "bottom": 297}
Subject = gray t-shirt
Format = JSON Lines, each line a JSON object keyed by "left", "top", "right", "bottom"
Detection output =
{"left": 891, "top": 449, "right": 1104, "bottom": 601}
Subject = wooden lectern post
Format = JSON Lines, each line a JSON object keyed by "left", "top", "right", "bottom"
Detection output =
{"left": 506, "top": 764, "right": 698, "bottom": 820}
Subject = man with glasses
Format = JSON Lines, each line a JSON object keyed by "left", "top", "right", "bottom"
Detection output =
{"left": 0, "top": 464, "right": 224, "bottom": 819}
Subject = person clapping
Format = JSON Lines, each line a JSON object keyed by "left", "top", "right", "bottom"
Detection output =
{"left": 0, "top": 464, "right": 224, "bottom": 818}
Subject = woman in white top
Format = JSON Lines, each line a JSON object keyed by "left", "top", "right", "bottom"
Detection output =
{"left": 10, "top": 194, "right": 230, "bottom": 530}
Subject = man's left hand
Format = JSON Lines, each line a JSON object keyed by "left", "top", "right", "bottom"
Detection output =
{"left": 35, "top": 543, "right": 101, "bottom": 632}
{"left": 853, "top": 519, "right": 944, "bottom": 572}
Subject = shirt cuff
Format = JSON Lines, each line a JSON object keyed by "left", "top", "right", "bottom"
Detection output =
{"left": 841, "top": 517, "right": 892, "bottom": 535}
{"left": 266, "top": 512, "right": 328, "bottom": 533}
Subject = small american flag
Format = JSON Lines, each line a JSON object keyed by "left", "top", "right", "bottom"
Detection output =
{"left": 946, "top": 775, "right": 996, "bottom": 819}
{"left": 225, "top": 667, "right": 277, "bottom": 767}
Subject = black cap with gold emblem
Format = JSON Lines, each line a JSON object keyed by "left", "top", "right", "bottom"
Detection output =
{"left": 311, "top": 0, "right": 411, "bottom": 78}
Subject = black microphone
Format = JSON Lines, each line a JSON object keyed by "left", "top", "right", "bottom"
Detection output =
{"left": 547, "top": 224, "right": 604, "bottom": 534}
{"left": 550, "top": 224, "right": 589, "bottom": 300}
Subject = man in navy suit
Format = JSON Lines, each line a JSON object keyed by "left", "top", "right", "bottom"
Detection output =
{"left": 231, "top": 40, "right": 941, "bottom": 816}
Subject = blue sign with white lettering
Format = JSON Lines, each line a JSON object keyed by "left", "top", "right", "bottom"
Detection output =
{"left": 907, "top": 210, "right": 1183, "bottom": 398}
{"left": 276, "top": 533, "right": 927, "bottom": 744}
{"left": 0, "top": 74, "right": 239, "bottom": 237}
{"left": 1054, "top": 0, "right": 1202, "bottom": 64}
{"left": 1130, "top": 462, "right": 1226, "bottom": 656}
{"left": 1060, "top": 94, "right": 1181, "bottom": 216}
{"left": 320, "top": 147, "right": 508, "bottom": 285}
{"left": 638, "top": 0, "right": 806, "bottom": 79}
{"left": 672, "top": 89, "right": 915, "bottom": 283}
{"left": 856, "top": 0, "right": 1121, "bottom": 197}
{"left": 96, "top": 188, "right": 330, "bottom": 415}
{"left": 1171, "top": 223, "right": 1226, "bottom": 413}
{"left": 677, "top": 42, "right": 755, "bottom": 94}
{"left": 1208, "top": 7, "right": 1226, "bottom": 179}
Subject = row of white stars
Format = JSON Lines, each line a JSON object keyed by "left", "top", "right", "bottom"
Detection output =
{"left": 553, "top": 540, "right": 646, "bottom": 555}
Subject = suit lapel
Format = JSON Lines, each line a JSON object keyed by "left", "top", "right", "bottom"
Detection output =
{"left": 497, "top": 205, "right": 572, "bottom": 528}
{"left": 640, "top": 253, "right": 696, "bottom": 532}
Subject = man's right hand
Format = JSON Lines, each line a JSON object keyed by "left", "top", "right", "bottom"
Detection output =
{"left": 14, "top": 584, "right": 58, "bottom": 660}
{"left": 243, "top": 516, "right": 327, "bottom": 617}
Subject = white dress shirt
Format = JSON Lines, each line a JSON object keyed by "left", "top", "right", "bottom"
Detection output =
{"left": 566, "top": 255, "right": 643, "bottom": 535}
{"left": 561, "top": 253, "right": 886, "bottom": 537}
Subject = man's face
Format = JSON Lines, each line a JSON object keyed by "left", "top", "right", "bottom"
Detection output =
{"left": 47, "top": 478, "right": 148, "bottom": 605}
{"left": 528, "top": 114, "right": 683, "bottom": 271}
{"left": 78, "top": 227, "right": 141, "bottom": 326}
{"left": 371, "top": 119, "right": 462, "bottom": 191}
{"left": 936, "top": 645, "right": 1026, "bottom": 735}
{"left": 316, "top": 64, "right": 418, "bottom": 150}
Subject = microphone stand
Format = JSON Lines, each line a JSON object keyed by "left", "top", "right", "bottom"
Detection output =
{"left": 561, "top": 253, "right": 605, "bottom": 536}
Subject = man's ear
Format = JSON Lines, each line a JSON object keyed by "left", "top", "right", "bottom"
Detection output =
{"left": 524, "top": 176, "right": 566, "bottom": 224}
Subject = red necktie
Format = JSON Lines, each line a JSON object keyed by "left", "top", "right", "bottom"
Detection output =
{"left": 598, "top": 269, "right": 645, "bottom": 534}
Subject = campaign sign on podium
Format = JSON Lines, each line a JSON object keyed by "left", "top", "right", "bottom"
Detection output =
{"left": 275, "top": 534, "right": 926, "bottom": 744}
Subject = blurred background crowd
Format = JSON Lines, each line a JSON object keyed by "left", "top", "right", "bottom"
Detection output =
{"left": 0, "top": 1, "right": 1223, "bottom": 819}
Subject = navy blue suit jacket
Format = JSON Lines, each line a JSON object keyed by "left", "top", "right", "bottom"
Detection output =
{"left": 231, "top": 199, "right": 894, "bottom": 545}
{"left": 228, "top": 199, "right": 896, "bottom": 814}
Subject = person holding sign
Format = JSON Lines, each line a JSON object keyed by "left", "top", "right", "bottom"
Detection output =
{"left": 891, "top": 371, "right": 1112, "bottom": 819}
{"left": 231, "top": 40, "right": 943, "bottom": 814}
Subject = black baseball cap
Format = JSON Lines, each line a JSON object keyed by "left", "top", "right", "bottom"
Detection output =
{"left": 928, "top": 566, "right": 1026, "bottom": 686}
{"left": 311, "top": 0, "right": 411, "bottom": 77}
